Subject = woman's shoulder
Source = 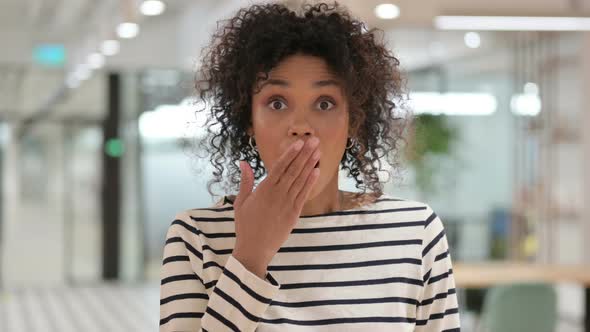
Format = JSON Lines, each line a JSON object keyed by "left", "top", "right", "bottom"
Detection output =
{"left": 373, "top": 193, "right": 431, "bottom": 210}
{"left": 184, "top": 194, "right": 236, "bottom": 211}
{"left": 373, "top": 193, "right": 444, "bottom": 227}
{"left": 166, "top": 197, "right": 236, "bottom": 236}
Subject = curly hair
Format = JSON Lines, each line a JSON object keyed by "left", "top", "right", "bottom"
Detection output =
{"left": 193, "top": 1, "right": 409, "bottom": 199}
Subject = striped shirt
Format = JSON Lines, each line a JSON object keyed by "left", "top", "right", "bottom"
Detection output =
{"left": 159, "top": 193, "right": 460, "bottom": 331}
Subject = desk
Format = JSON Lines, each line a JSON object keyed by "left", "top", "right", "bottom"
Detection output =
{"left": 454, "top": 262, "right": 590, "bottom": 332}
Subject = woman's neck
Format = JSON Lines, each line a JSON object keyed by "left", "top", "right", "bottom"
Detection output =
{"left": 300, "top": 189, "right": 342, "bottom": 217}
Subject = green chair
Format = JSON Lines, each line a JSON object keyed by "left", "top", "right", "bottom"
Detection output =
{"left": 480, "top": 283, "right": 557, "bottom": 332}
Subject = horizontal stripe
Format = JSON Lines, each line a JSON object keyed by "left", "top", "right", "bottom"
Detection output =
{"left": 185, "top": 241, "right": 204, "bottom": 260}
{"left": 300, "top": 206, "right": 427, "bottom": 218}
{"left": 222, "top": 267, "right": 273, "bottom": 304}
{"left": 442, "top": 328, "right": 461, "bottom": 332}
{"left": 159, "top": 312, "right": 204, "bottom": 326}
{"left": 165, "top": 236, "right": 183, "bottom": 245}
{"left": 161, "top": 272, "right": 217, "bottom": 289}
{"left": 419, "top": 288, "right": 456, "bottom": 307}
{"left": 416, "top": 307, "right": 459, "bottom": 325}
{"left": 435, "top": 250, "right": 449, "bottom": 262}
{"left": 424, "top": 211, "right": 437, "bottom": 228}
{"left": 160, "top": 292, "right": 209, "bottom": 305}
{"left": 261, "top": 316, "right": 417, "bottom": 326}
{"left": 203, "top": 245, "right": 233, "bottom": 255}
{"left": 205, "top": 240, "right": 423, "bottom": 256}
{"left": 172, "top": 219, "right": 235, "bottom": 238}
{"left": 191, "top": 215, "right": 234, "bottom": 222}
{"left": 162, "top": 255, "right": 190, "bottom": 265}
{"left": 291, "top": 220, "right": 425, "bottom": 234}
{"left": 195, "top": 205, "right": 235, "bottom": 212}
{"left": 206, "top": 306, "right": 239, "bottom": 331}
{"left": 271, "top": 295, "right": 419, "bottom": 308}
{"left": 204, "top": 279, "right": 217, "bottom": 289}
{"left": 203, "top": 261, "right": 224, "bottom": 269}
{"left": 213, "top": 287, "right": 261, "bottom": 323}
{"left": 280, "top": 275, "right": 424, "bottom": 290}
{"left": 161, "top": 274, "right": 200, "bottom": 285}
{"left": 175, "top": 218, "right": 426, "bottom": 238}
{"left": 164, "top": 237, "right": 203, "bottom": 261}
{"left": 265, "top": 272, "right": 279, "bottom": 286}
{"left": 277, "top": 239, "right": 422, "bottom": 253}
{"left": 267, "top": 257, "right": 421, "bottom": 271}
{"left": 428, "top": 269, "right": 453, "bottom": 285}
{"left": 422, "top": 269, "right": 432, "bottom": 283}
{"left": 422, "top": 230, "right": 445, "bottom": 257}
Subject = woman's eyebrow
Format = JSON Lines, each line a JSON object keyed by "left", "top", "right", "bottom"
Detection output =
{"left": 259, "top": 78, "right": 341, "bottom": 89}
{"left": 260, "top": 79, "right": 290, "bottom": 88}
{"left": 312, "top": 79, "right": 341, "bottom": 88}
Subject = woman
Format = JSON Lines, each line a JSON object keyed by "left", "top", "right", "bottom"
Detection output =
{"left": 160, "top": 2, "right": 460, "bottom": 331}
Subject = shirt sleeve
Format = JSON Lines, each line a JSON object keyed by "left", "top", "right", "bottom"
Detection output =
{"left": 159, "top": 213, "right": 281, "bottom": 332}
{"left": 415, "top": 205, "right": 461, "bottom": 332}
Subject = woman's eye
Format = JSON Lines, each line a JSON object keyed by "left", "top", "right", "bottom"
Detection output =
{"left": 268, "top": 99, "right": 287, "bottom": 111}
{"left": 317, "top": 99, "right": 335, "bottom": 111}
{"left": 267, "top": 98, "right": 336, "bottom": 111}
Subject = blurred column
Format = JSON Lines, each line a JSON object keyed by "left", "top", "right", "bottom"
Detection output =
{"left": 64, "top": 124, "right": 102, "bottom": 282}
{"left": 101, "top": 70, "right": 145, "bottom": 282}
{"left": 47, "top": 123, "right": 67, "bottom": 281}
{"left": 583, "top": 33, "right": 590, "bottom": 266}
{"left": 119, "top": 72, "right": 145, "bottom": 282}
{"left": 1, "top": 123, "right": 66, "bottom": 285}
{"left": 102, "top": 73, "right": 121, "bottom": 279}
{"left": 582, "top": 32, "right": 590, "bottom": 332}
{"left": 0, "top": 123, "right": 19, "bottom": 285}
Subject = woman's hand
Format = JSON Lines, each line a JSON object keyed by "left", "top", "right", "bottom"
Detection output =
{"left": 232, "top": 137, "right": 321, "bottom": 278}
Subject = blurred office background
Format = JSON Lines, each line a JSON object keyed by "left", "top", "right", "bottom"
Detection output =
{"left": 1, "top": 0, "right": 589, "bottom": 331}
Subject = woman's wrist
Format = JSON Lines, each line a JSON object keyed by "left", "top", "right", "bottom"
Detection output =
{"left": 232, "top": 248, "right": 269, "bottom": 279}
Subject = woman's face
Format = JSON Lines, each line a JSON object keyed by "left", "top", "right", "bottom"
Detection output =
{"left": 249, "top": 54, "right": 349, "bottom": 197}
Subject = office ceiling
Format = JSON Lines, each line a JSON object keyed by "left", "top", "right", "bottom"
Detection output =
{"left": 0, "top": 0, "right": 587, "bottom": 120}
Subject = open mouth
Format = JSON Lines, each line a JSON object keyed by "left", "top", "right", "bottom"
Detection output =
{"left": 315, "top": 160, "right": 320, "bottom": 168}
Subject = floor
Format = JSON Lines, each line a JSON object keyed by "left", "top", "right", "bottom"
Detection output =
{"left": 0, "top": 283, "right": 160, "bottom": 332}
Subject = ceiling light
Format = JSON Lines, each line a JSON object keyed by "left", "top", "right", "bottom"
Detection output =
{"left": 139, "top": 98, "right": 209, "bottom": 139}
{"left": 140, "top": 0, "right": 166, "bottom": 16}
{"left": 87, "top": 53, "right": 105, "bottom": 69}
{"left": 66, "top": 73, "right": 80, "bottom": 89}
{"left": 74, "top": 64, "right": 92, "bottom": 81}
{"left": 408, "top": 92, "right": 497, "bottom": 116}
{"left": 464, "top": 32, "right": 481, "bottom": 48}
{"left": 117, "top": 22, "right": 139, "bottom": 39}
{"left": 375, "top": 4, "right": 400, "bottom": 20}
{"left": 435, "top": 16, "right": 590, "bottom": 31}
{"left": 511, "top": 94, "right": 542, "bottom": 116}
{"left": 524, "top": 82, "right": 539, "bottom": 95}
{"left": 101, "top": 40, "right": 120, "bottom": 56}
